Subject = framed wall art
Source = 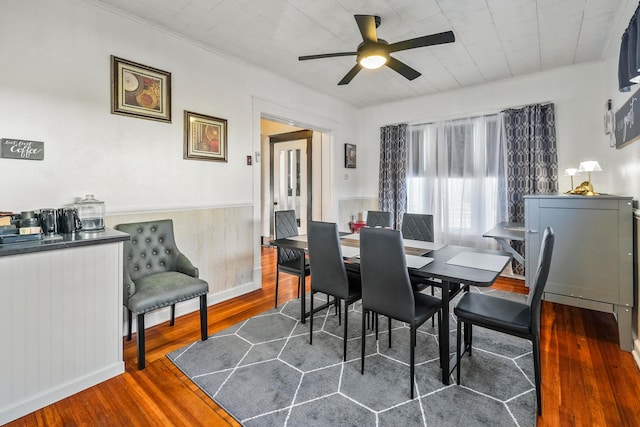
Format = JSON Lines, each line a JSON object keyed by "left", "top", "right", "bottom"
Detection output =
{"left": 184, "top": 110, "right": 228, "bottom": 162}
{"left": 111, "top": 56, "right": 171, "bottom": 122}
{"left": 345, "top": 143, "right": 356, "bottom": 168}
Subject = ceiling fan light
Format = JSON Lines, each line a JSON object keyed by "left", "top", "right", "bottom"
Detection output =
{"left": 359, "top": 54, "right": 387, "bottom": 69}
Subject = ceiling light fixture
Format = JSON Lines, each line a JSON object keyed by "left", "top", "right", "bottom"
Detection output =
{"left": 359, "top": 53, "right": 387, "bottom": 69}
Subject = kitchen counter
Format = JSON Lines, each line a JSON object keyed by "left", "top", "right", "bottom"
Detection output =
{"left": 0, "top": 228, "right": 129, "bottom": 256}
{"left": 0, "top": 227, "right": 129, "bottom": 424}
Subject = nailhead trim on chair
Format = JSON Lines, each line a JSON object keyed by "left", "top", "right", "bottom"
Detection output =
{"left": 131, "top": 290, "right": 209, "bottom": 315}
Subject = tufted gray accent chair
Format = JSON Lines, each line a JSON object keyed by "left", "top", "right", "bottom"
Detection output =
{"left": 115, "top": 219, "right": 209, "bottom": 369}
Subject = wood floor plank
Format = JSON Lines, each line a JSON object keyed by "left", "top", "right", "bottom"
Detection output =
{"left": 5, "top": 247, "right": 640, "bottom": 426}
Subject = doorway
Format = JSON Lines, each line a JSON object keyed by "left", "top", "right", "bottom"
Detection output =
{"left": 270, "top": 130, "right": 312, "bottom": 236}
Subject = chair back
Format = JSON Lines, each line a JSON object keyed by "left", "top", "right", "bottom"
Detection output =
{"left": 360, "top": 227, "right": 415, "bottom": 323}
{"left": 527, "top": 227, "right": 555, "bottom": 332}
{"left": 307, "top": 221, "right": 349, "bottom": 299}
{"left": 274, "top": 210, "right": 301, "bottom": 264}
{"left": 115, "top": 219, "right": 182, "bottom": 282}
{"left": 365, "top": 210, "right": 393, "bottom": 228}
{"left": 401, "top": 213, "right": 434, "bottom": 242}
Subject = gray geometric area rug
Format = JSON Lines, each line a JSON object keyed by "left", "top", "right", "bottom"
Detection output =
{"left": 167, "top": 288, "right": 536, "bottom": 427}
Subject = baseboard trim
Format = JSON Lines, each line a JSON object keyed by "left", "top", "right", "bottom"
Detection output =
{"left": 633, "top": 338, "right": 640, "bottom": 369}
{"left": 0, "top": 362, "right": 124, "bottom": 425}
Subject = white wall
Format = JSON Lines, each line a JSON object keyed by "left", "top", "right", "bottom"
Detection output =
{"left": 0, "top": 0, "right": 358, "bottom": 214}
{"left": 0, "top": 0, "right": 359, "bottom": 335}
{"left": 602, "top": 0, "right": 640, "bottom": 202}
{"left": 355, "top": 61, "right": 622, "bottom": 198}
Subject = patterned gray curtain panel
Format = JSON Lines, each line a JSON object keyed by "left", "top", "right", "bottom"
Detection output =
{"left": 502, "top": 103, "right": 558, "bottom": 274}
{"left": 378, "top": 124, "right": 408, "bottom": 229}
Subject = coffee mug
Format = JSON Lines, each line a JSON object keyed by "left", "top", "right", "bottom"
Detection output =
{"left": 39, "top": 208, "right": 59, "bottom": 235}
{"left": 58, "top": 208, "right": 82, "bottom": 234}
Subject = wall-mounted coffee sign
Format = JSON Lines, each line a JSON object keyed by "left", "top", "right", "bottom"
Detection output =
{"left": 1, "top": 138, "right": 44, "bottom": 160}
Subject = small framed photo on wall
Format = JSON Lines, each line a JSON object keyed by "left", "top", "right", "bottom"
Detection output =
{"left": 184, "top": 110, "right": 228, "bottom": 162}
{"left": 110, "top": 56, "right": 171, "bottom": 122}
{"left": 345, "top": 143, "right": 356, "bottom": 168}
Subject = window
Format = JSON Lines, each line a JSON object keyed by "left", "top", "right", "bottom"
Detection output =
{"left": 407, "top": 115, "right": 507, "bottom": 248}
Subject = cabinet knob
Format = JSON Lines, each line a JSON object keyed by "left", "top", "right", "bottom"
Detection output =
{"left": 526, "top": 229, "right": 538, "bottom": 234}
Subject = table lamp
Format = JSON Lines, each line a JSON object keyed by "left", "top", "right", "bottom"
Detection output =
{"left": 577, "top": 161, "right": 602, "bottom": 196}
{"left": 564, "top": 168, "right": 578, "bottom": 193}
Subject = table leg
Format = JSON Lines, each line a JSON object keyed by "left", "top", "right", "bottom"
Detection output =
{"left": 494, "top": 237, "right": 524, "bottom": 266}
{"left": 441, "top": 280, "right": 451, "bottom": 385}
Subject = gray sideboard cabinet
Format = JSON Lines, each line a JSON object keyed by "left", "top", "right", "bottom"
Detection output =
{"left": 524, "top": 194, "right": 634, "bottom": 351}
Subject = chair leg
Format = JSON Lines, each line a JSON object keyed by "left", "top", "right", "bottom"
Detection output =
{"left": 127, "top": 309, "right": 133, "bottom": 341}
{"left": 343, "top": 300, "right": 349, "bottom": 361}
{"left": 200, "top": 295, "right": 208, "bottom": 341}
{"left": 361, "top": 310, "right": 366, "bottom": 374}
{"left": 337, "top": 298, "right": 342, "bottom": 325}
{"left": 431, "top": 285, "right": 435, "bottom": 327}
{"left": 170, "top": 304, "right": 176, "bottom": 326}
{"left": 136, "top": 313, "right": 145, "bottom": 370}
{"left": 533, "top": 334, "right": 542, "bottom": 415}
{"left": 456, "top": 319, "right": 462, "bottom": 385}
{"left": 388, "top": 317, "right": 392, "bottom": 348}
{"left": 297, "top": 275, "right": 301, "bottom": 298}
{"left": 309, "top": 289, "right": 314, "bottom": 345}
{"left": 275, "top": 270, "right": 280, "bottom": 308}
{"left": 410, "top": 324, "right": 416, "bottom": 399}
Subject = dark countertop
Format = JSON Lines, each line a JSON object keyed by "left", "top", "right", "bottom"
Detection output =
{"left": 0, "top": 228, "right": 130, "bottom": 257}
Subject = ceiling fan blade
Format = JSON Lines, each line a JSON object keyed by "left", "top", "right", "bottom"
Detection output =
{"left": 338, "top": 63, "right": 363, "bottom": 85}
{"left": 387, "top": 31, "right": 455, "bottom": 53}
{"left": 299, "top": 52, "right": 357, "bottom": 61}
{"left": 386, "top": 57, "right": 421, "bottom": 81}
{"left": 354, "top": 15, "right": 378, "bottom": 43}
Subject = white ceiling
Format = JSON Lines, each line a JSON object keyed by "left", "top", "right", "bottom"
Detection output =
{"left": 96, "top": 0, "right": 625, "bottom": 107}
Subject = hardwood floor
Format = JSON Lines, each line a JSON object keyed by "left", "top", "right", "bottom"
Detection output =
{"left": 7, "top": 247, "right": 640, "bottom": 426}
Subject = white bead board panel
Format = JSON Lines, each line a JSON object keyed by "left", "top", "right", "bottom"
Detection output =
{"left": 0, "top": 242, "right": 124, "bottom": 425}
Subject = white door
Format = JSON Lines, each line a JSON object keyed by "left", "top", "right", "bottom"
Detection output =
{"left": 273, "top": 139, "right": 308, "bottom": 234}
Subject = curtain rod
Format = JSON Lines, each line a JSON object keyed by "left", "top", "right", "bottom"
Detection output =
{"left": 386, "top": 100, "right": 554, "bottom": 128}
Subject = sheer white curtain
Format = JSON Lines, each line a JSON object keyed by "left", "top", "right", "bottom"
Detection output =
{"left": 406, "top": 115, "right": 508, "bottom": 248}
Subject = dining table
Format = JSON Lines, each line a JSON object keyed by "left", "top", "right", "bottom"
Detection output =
{"left": 269, "top": 232, "right": 511, "bottom": 385}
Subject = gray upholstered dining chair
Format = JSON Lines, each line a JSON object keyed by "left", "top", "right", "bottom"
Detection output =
{"left": 274, "top": 210, "right": 310, "bottom": 308}
{"left": 115, "top": 219, "right": 209, "bottom": 370}
{"left": 365, "top": 210, "right": 393, "bottom": 228}
{"left": 401, "top": 213, "right": 434, "bottom": 243}
{"left": 454, "top": 227, "right": 554, "bottom": 415}
{"left": 359, "top": 227, "right": 442, "bottom": 399}
{"left": 307, "top": 221, "right": 361, "bottom": 361}
{"left": 401, "top": 212, "right": 438, "bottom": 325}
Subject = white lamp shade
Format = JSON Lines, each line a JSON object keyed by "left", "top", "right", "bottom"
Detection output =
{"left": 564, "top": 168, "right": 578, "bottom": 176}
{"left": 577, "top": 161, "right": 602, "bottom": 173}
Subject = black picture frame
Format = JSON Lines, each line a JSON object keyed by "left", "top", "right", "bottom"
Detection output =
{"left": 345, "top": 143, "right": 356, "bottom": 168}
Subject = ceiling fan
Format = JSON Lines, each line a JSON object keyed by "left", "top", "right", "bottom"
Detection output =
{"left": 299, "top": 15, "right": 455, "bottom": 85}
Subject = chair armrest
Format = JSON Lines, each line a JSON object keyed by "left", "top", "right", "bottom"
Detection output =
{"left": 123, "top": 268, "right": 136, "bottom": 306}
{"left": 176, "top": 252, "right": 199, "bottom": 278}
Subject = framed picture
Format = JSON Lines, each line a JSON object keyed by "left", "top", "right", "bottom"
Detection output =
{"left": 345, "top": 143, "right": 356, "bottom": 168}
{"left": 184, "top": 110, "right": 228, "bottom": 162}
{"left": 111, "top": 56, "right": 171, "bottom": 122}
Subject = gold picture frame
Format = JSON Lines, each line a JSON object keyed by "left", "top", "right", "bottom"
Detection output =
{"left": 110, "top": 56, "right": 171, "bottom": 122}
{"left": 184, "top": 111, "right": 228, "bottom": 162}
